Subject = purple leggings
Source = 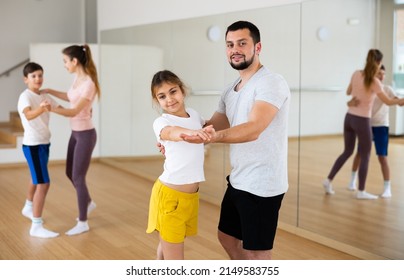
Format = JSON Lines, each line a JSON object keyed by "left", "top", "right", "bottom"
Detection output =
{"left": 327, "top": 113, "right": 371, "bottom": 191}
{"left": 66, "top": 129, "right": 97, "bottom": 221}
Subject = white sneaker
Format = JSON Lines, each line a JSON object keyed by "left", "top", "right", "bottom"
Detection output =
{"left": 30, "top": 225, "right": 59, "bottom": 238}
{"left": 322, "top": 179, "right": 335, "bottom": 195}
{"left": 356, "top": 191, "right": 378, "bottom": 200}
{"left": 66, "top": 221, "right": 89, "bottom": 236}
{"left": 381, "top": 188, "right": 392, "bottom": 198}
{"left": 347, "top": 183, "right": 356, "bottom": 191}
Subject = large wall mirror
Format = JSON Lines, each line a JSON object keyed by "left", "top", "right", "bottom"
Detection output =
{"left": 99, "top": 0, "right": 404, "bottom": 259}
{"left": 98, "top": 3, "right": 301, "bottom": 221}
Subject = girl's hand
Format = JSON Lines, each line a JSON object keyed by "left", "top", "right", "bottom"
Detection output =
{"left": 202, "top": 124, "right": 215, "bottom": 141}
{"left": 157, "top": 142, "right": 165, "bottom": 157}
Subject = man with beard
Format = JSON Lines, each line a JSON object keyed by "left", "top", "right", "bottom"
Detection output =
{"left": 182, "top": 21, "right": 291, "bottom": 260}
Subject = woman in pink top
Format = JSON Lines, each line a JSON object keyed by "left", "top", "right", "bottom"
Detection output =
{"left": 322, "top": 49, "right": 404, "bottom": 200}
{"left": 42, "top": 44, "right": 100, "bottom": 235}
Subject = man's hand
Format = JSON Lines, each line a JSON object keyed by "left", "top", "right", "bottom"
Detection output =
{"left": 181, "top": 125, "right": 215, "bottom": 144}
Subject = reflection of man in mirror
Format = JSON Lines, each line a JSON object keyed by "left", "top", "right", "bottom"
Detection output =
{"left": 182, "top": 21, "right": 291, "bottom": 260}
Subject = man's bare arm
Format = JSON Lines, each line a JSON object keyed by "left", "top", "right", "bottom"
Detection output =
{"left": 213, "top": 101, "right": 278, "bottom": 143}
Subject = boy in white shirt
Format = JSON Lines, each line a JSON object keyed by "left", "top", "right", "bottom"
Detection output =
{"left": 18, "top": 62, "right": 60, "bottom": 238}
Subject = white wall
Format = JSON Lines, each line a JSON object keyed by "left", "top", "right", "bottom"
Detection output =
{"left": 100, "top": 45, "right": 162, "bottom": 157}
{"left": 299, "top": 0, "right": 376, "bottom": 136}
{"left": 378, "top": 0, "right": 395, "bottom": 85}
{"left": 97, "top": 0, "right": 304, "bottom": 31}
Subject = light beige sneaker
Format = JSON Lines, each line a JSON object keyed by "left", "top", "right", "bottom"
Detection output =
{"left": 322, "top": 179, "right": 335, "bottom": 195}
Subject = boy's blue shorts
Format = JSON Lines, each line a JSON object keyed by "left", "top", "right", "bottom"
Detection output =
{"left": 22, "top": 144, "right": 50, "bottom": 184}
{"left": 372, "top": 126, "right": 389, "bottom": 156}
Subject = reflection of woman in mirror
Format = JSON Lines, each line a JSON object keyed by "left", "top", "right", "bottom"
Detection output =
{"left": 347, "top": 65, "right": 396, "bottom": 198}
{"left": 41, "top": 44, "right": 100, "bottom": 235}
{"left": 322, "top": 49, "right": 404, "bottom": 200}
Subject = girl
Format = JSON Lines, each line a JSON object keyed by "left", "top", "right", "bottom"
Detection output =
{"left": 323, "top": 49, "right": 404, "bottom": 199}
{"left": 146, "top": 70, "right": 214, "bottom": 259}
{"left": 42, "top": 44, "right": 100, "bottom": 235}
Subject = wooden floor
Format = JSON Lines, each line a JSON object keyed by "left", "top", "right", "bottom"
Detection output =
{"left": 0, "top": 157, "right": 358, "bottom": 260}
{"left": 99, "top": 137, "right": 404, "bottom": 260}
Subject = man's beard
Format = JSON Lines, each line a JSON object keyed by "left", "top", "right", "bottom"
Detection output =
{"left": 230, "top": 54, "right": 255, "bottom": 70}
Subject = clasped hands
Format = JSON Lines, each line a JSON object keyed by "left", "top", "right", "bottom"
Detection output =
{"left": 40, "top": 100, "right": 51, "bottom": 112}
{"left": 157, "top": 124, "right": 216, "bottom": 156}
{"left": 181, "top": 124, "right": 216, "bottom": 144}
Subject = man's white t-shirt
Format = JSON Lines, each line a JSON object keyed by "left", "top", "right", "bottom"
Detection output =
{"left": 218, "top": 66, "right": 291, "bottom": 197}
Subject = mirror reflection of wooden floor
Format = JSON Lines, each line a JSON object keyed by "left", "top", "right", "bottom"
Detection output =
{"left": 289, "top": 136, "right": 404, "bottom": 260}
{"left": 0, "top": 152, "right": 358, "bottom": 260}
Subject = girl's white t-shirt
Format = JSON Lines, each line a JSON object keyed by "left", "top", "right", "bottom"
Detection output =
{"left": 153, "top": 108, "right": 206, "bottom": 185}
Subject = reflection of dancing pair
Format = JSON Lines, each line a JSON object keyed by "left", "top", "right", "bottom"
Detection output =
{"left": 323, "top": 50, "right": 404, "bottom": 200}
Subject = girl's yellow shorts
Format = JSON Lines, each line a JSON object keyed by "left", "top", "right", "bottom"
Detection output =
{"left": 146, "top": 179, "right": 199, "bottom": 243}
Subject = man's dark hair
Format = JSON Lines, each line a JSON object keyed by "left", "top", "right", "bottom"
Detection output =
{"left": 226, "top": 21, "right": 261, "bottom": 44}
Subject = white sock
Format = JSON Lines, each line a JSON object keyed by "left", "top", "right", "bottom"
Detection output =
{"left": 381, "top": 181, "right": 392, "bottom": 198}
{"left": 22, "top": 200, "right": 33, "bottom": 220}
{"left": 25, "top": 199, "right": 33, "bottom": 207}
{"left": 348, "top": 171, "right": 357, "bottom": 190}
{"left": 30, "top": 217, "right": 59, "bottom": 238}
{"left": 356, "top": 190, "right": 378, "bottom": 200}
{"left": 66, "top": 221, "right": 89, "bottom": 236}
{"left": 322, "top": 178, "right": 335, "bottom": 195}
{"left": 87, "top": 201, "right": 96, "bottom": 215}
